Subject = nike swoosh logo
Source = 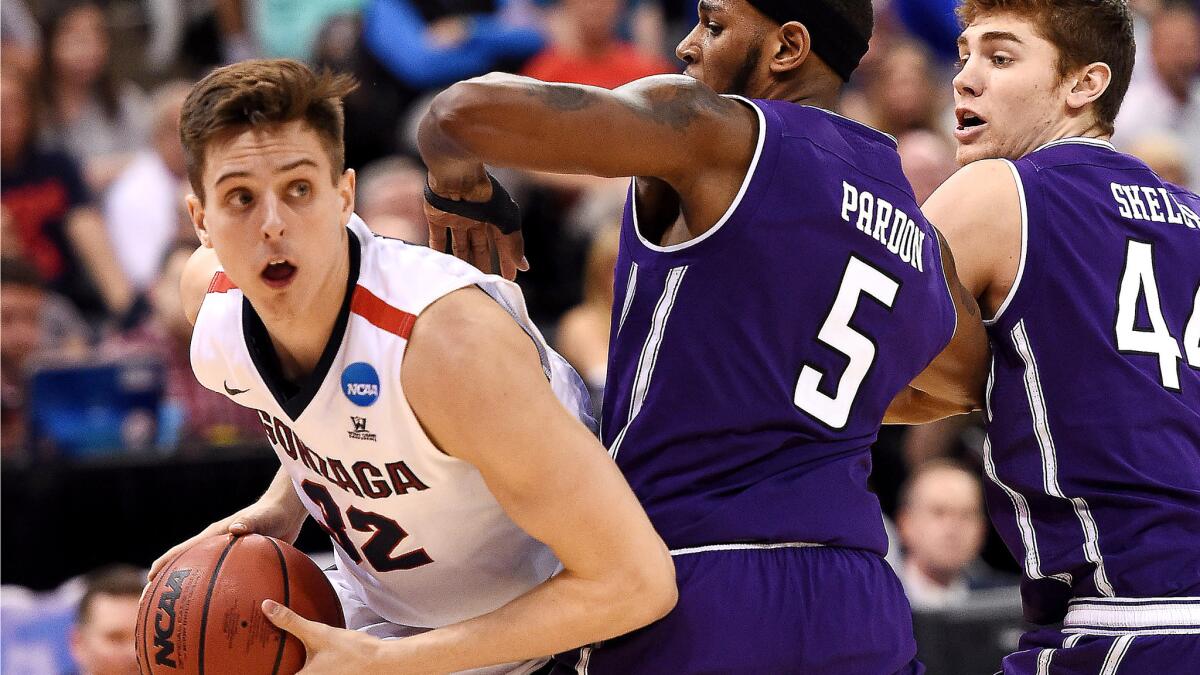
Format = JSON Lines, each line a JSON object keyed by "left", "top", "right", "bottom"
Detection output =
{"left": 223, "top": 380, "right": 250, "bottom": 396}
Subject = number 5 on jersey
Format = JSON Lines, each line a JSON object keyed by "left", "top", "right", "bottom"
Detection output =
{"left": 795, "top": 256, "right": 900, "bottom": 428}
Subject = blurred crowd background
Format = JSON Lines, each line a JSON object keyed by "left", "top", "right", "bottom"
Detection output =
{"left": 1, "top": 0, "right": 1196, "bottom": 673}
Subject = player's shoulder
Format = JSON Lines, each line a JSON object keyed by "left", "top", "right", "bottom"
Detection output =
{"left": 924, "top": 159, "right": 1022, "bottom": 242}
{"left": 352, "top": 215, "right": 494, "bottom": 318}
{"left": 935, "top": 158, "right": 1020, "bottom": 208}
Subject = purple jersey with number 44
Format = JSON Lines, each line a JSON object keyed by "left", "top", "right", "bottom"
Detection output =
{"left": 600, "top": 97, "right": 957, "bottom": 555}
{"left": 982, "top": 138, "right": 1200, "bottom": 625}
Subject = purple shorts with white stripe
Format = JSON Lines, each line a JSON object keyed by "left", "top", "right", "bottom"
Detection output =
{"left": 548, "top": 544, "right": 923, "bottom": 674}
{"left": 1003, "top": 628, "right": 1200, "bottom": 674}
{"left": 1003, "top": 598, "right": 1200, "bottom": 674}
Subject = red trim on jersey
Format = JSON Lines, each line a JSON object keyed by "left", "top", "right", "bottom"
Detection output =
{"left": 351, "top": 286, "right": 417, "bottom": 339}
{"left": 208, "top": 271, "right": 237, "bottom": 293}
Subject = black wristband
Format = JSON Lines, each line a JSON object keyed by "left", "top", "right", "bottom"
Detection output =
{"left": 423, "top": 173, "right": 522, "bottom": 234}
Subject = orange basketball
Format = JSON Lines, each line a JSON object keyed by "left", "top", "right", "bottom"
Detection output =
{"left": 136, "top": 534, "right": 345, "bottom": 675}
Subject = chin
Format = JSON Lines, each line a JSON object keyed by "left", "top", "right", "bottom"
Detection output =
{"left": 955, "top": 143, "right": 995, "bottom": 166}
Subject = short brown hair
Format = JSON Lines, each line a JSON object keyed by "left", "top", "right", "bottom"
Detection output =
{"left": 958, "top": 0, "right": 1135, "bottom": 135}
{"left": 179, "top": 59, "right": 358, "bottom": 200}
{"left": 76, "top": 564, "right": 146, "bottom": 626}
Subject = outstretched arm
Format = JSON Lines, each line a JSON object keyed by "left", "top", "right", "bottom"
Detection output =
{"left": 266, "top": 287, "right": 676, "bottom": 673}
{"left": 417, "top": 73, "right": 756, "bottom": 277}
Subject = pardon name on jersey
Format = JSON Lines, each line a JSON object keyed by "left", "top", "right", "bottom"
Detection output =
{"left": 1110, "top": 182, "right": 1200, "bottom": 229}
{"left": 840, "top": 181, "right": 929, "bottom": 272}
{"left": 256, "top": 409, "right": 430, "bottom": 500}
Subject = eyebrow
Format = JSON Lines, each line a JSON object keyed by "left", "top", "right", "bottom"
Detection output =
{"left": 958, "top": 30, "right": 1025, "bottom": 47}
{"left": 214, "top": 158, "right": 320, "bottom": 187}
{"left": 698, "top": 0, "right": 722, "bottom": 15}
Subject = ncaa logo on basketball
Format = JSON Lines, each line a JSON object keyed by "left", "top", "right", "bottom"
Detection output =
{"left": 341, "top": 362, "right": 380, "bottom": 406}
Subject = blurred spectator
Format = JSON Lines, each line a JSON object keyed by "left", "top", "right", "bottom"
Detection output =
{"left": 555, "top": 227, "right": 619, "bottom": 401}
{"left": 2, "top": 68, "right": 135, "bottom": 324}
{"left": 36, "top": 1, "right": 152, "bottom": 195}
{"left": 1, "top": 259, "right": 90, "bottom": 459}
{"left": 896, "top": 130, "right": 957, "bottom": 204}
{"left": 363, "top": 0, "right": 545, "bottom": 91}
{"left": 523, "top": 0, "right": 674, "bottom": 89}
{"left": 1, "top": 0, "right": 41, "bottom": 77}
{"left": 1113, "top": 1, "right": 1200, "bottom": 147}
{"left": 358, "top": 156, "right": 431, "bottom": 244}
{"left": 896, "top": 460, "right": 1013, "bottom": 609}
{"left": 68, "top": 565, "right": 143, "bottom": 675}
{"left": 101, "top": 243, "right": 266, "bottom": 449}
{"left": 843, "top": 39, "right": 948, "bottom": 137}
{"left": 216, "top": 0, "right": 365, "bottom": 63}
{"left": 102, "top": 82, "right": 195, "bottom": 291}
{"left": 890, "top": 0, "right": 960, "bottom": 63}
{"left": 1128, "top": 132, "right": 1191, "bottom": 186}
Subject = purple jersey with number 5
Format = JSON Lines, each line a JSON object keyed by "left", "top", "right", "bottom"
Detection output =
{"left": 600, "top": 97, "right": 957, "bottom": 554}
{"left": 981, "top": 138, "right": 1200, "bottom": 624}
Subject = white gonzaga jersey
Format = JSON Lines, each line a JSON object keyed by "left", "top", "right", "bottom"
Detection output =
{"left": 191, "top": 215, "right": 593, "bottom": 630}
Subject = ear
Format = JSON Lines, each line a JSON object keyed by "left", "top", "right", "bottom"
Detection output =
{"left": 186, "top": 194, "right": 213, "bottom": 248}
{"left": 1065, "top": 61, "right": 1111, "bottom": 112}
{"left": 769, "top": 21, "right": 812, "bottom": 75}
{"left": 339, "top": 168, "right": 356, "bottom": 227}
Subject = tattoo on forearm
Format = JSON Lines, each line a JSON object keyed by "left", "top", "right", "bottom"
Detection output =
{"left": 522, "top": 79, "right": 727, "bottom": 133}
{"left": 639, "top": 86, "right": 725, "bottom": 132}
{"left": 523, "top": 83, "right": 596, "bottom": 111}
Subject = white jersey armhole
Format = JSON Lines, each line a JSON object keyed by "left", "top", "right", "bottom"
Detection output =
{"left": 982, "top": 159, "right": 1029, "bottom": 326}
{"left": 630, "top": 95, "right": 767, "bottom": 253}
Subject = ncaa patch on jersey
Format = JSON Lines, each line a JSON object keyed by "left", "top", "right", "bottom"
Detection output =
{"left": 341, "top": 362, "right": 381, "bottom": 406}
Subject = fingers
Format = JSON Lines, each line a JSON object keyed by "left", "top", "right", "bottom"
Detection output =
{"left": 451, "top": 226, "right": 472, "bottom": 262}
{"left": 429, "top": 223, "right": 448, "bottom": 255}
{"left": 262, "top": 600, "right": 324, "bottom": 649}
{"left": 496, "top": 230, "right": 528, "bottom": 281}
{"left": 470, "top": 227, "right": 493, "bottom": 274}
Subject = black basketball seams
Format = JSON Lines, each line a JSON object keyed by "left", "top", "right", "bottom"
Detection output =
{"left": 265, "top": 537, "right": 291, "bottom": 675}
{"left": 197, "top": 537, "right": 238, "bottom": 675}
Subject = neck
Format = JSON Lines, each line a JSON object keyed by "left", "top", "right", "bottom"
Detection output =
{"left": 1025, "top": 116, "right": 1110, "bottom": 157}
{"left": 760, "top": 70, "right": 841, "bottom": 110}
{"left": 258, "top": 235, "right": 351, "bottom": 382}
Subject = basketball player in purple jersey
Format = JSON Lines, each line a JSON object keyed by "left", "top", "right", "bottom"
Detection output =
{"left": 419, "top": 0, "right": 989, "bottom": 671}
{"left": 891, "top": 1, "right": 1200, "bottom": 672}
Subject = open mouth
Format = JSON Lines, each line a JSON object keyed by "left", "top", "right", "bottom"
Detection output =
{"left": 261, "top": 258, "right": 297, "bottom": 287}
{"left": 956, "top": 110, "right": 987, "bottom": 131}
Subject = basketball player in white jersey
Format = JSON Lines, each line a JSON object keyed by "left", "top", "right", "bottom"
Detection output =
{"left": 147, "top": 59, "right": 675, "bottom": 674}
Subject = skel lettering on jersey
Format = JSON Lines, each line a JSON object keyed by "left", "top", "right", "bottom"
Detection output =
{"left": 840, "top": 181, "right": 928, "bottom": 272}
{"left": 256, "top": 411, "right": 428, "bottom": 498}
{"left": 1109, "top": 182, "right": 1200, "bottom": 229}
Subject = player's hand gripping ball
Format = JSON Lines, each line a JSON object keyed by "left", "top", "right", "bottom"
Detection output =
{"left": 136, "top": 534, "right": 344, "bottom": 675}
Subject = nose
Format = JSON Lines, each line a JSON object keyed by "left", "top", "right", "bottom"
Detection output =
{"left": 676, "top": 24, "right": 702, "bottom": 65}
{"left": 953, "top": 57, "right": 982, "bottom": 99}
{"left": 260, "top": 193, "right": 285, "bottom": 240}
